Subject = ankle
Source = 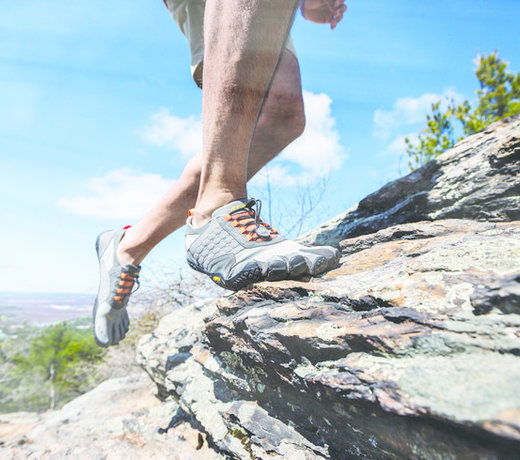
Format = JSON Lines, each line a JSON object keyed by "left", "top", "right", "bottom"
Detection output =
{"left": 191, "top": 209, "right": 212, "bottom": 228}
{"left": 193, "top": 191, "right": 245, "bottom": 227}
{"left": 117, "top": 230, "right": 145, "bottom": 266}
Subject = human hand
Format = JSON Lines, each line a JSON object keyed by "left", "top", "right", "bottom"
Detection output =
{"left": 300, "top": 0, "right": 347, "bottom": 30}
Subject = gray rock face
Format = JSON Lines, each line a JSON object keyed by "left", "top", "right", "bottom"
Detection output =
{"left": 137, "top": 299, "right": 329, "bottom": 459}
{"left": 471, "top": 271, "right": 520, "bottom": 315}
{"left": 137, "top": 118, "right": 520, "bottom": 459}
{"left": 299, "top": 116, "right": 520, "bottom": 247}
{"left": 0, "top": 373, "right": 224, "bottom": 459}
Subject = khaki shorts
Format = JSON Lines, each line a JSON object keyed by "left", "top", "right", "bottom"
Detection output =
{"left": 164, "top": 0, "right": 297, "bottom": 88}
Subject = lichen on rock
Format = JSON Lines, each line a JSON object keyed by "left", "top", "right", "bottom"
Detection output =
{"left": 137, "top": 117, "right": 520, "bottom": 459}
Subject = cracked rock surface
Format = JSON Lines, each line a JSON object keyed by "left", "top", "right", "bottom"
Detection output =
{"left": 137, "top": 118, "right": 520, "bottom": 459}
{"left": 299, "top": 116, "right": 520, "bottom": 247}
{"left": 0, "top": 373, "right": 224, "bottom": 459}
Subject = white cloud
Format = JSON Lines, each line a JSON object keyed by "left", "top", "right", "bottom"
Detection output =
{"left": 378, "top": 133, "right": 419, "bottom": 158}
{"left": 58, "top": 169, "right": 175, "bottom": 219}
{"left": 139, "top": 108, "right": 202, "bottom": 158}
{"left": 373, "top": 89, "right": 463, "bottom": 139}
{"left": 252, "top": 163, "right": 290, "bottom": 184}
{"left": 140, "top": 90, "right": 346, "bottom": 189}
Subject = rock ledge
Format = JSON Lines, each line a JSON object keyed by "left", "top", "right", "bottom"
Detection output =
{"left": 138, "top": 118, "right": 520, "bottom": 459}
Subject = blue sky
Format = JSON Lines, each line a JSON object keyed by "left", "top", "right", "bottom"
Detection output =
{"left": 1, "top": 0, "right": 520, "bottom": 294}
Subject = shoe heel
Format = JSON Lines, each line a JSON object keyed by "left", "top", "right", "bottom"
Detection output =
{"left": 95, "top": 230, "right": 114, "bottom": 257}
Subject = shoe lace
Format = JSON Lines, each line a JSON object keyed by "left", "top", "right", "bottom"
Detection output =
{"left": 114, "top": 269, "right": 140, "bottom": 304}
{"left": 224, "top": 198, "right": 279, "bottom": 242}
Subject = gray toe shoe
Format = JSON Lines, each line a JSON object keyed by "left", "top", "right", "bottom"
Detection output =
{"left": 185, "top": 199, "right": 339, "bottom": 291}
{"left": 93, "top": 228, "right": 140, "bottom": 347}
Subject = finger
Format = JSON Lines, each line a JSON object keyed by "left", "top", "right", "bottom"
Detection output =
{"left": 331, "top": 4, "right": 346, "bottom": 29}
{"left": 324, "top": 0, "right": 337, "bottom": 15}
{"left": 334, "top": 3, "right": 347, "bottom": 16}
{"left": 335, "top": 5, "right": 346, "bottom": 21}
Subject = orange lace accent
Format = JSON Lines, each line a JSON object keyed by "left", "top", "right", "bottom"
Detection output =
{"left": 114, "top": 270, "right": 139, "bottom": 304}
{"left": 224, "top": 201, "right": 279, "bottom": 242}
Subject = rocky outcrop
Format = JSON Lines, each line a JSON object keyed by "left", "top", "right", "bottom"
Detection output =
{"left": 299, "top": 116, "right": 520, "bottom": 247}
{"left": 0, "top": 374, "right": 223, "bottom": 459}
{"left": 137, "top": 117, "right": 520, "bottom": 459}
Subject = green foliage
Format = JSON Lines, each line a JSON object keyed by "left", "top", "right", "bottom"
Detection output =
{"left": 405, "top": 102, "right": 456, "bottom": 170}
{"left": 406, "top": 51, "right": 520, "bottom": 169}
{"left": 1, "top": 322, "right": 104, "bottom": 412}
{"left": 15, "top": 323, "right": 98, "bottom": 378}
{"left": 460, "top": 52, "right": 520, "bottom": 134}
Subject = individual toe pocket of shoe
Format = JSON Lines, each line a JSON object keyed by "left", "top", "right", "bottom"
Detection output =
{"left": 286, "top": 254, "right": 309, "bottom": 279}
{"left": 93, "top": 303, "right": 113, "bottom": 347}
{"left": 306, "top": 254, "right": 328, "bottom": 275}
{"left": 122, "top": 309, "right": 130, "bottom": 332}
{"left": 118, "top": 322, "right": 127, "bottom": 341}
{"left": 111, "top": 322, "right": 119, "bottom": 345}
{"left": 301, "top": 246, "right": 340, "bottom": 275}
{"left": 266, "top": 257, "right": 288, "bottom": 281}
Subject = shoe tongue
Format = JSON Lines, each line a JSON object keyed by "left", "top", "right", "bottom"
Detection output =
{"left": 212, "top": 199, "right": 250, "bottom": 218}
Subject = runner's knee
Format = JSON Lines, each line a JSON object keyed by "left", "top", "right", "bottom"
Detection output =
{"left": 260, "top": 91, "right": 306, "bottom": 142}
{"left": 282, "top": 95, "right": 306, "bottom": 141}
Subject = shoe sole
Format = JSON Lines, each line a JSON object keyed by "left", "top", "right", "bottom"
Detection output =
{"left": 187, "top": 259, "right": 264, "bottom": 291}
{"left": 187, "top": 250, "right": 339, "bottom": 291}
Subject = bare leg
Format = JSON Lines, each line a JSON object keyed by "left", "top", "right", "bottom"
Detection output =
{"left": 193, "top": 0, "right": 299, "bottom": 225}
{"left": 247, "top": 51, "right": 305, "bottom": 177}
{"left": 118, "top": 50, "right": 304, "bottom": 265}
